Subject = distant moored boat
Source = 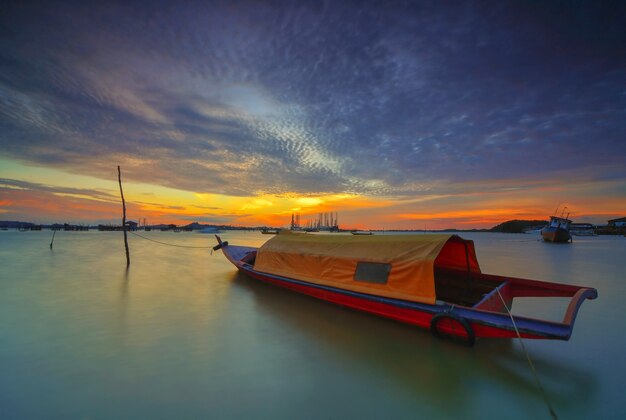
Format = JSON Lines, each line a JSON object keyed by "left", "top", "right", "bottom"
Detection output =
{"left": 541, "top": 216, "right": 572, "bottom": 243}
{"left": 261, "top": 229, "right": 279, "bottom": 235}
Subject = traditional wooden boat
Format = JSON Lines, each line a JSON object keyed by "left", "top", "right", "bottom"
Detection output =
{"left": 214, "top": 232, "right": 596, "bottom": 345}
{"left": 541, "top": 216, "right": 572, "bottom": 243}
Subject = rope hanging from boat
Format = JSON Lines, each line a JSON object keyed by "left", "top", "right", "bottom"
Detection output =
{"left": 128, "top": 231, "right": 214, "bottom": 249}
{"left": 496, "top": 288, "right": 558, "bottom": 420}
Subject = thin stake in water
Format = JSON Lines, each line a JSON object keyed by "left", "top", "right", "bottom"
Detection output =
{"left": 118, "top": 165, "right": 130, "bottom": 266}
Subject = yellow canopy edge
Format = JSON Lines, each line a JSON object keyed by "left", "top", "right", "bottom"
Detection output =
{"left": 253, "top": 232, "right": 481, "bottom": 304}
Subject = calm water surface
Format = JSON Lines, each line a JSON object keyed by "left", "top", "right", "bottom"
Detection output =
{"left": 1, "top": 231, "right": 624, "bottom": 419}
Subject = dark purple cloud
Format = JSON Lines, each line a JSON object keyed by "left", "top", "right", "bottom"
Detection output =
{"left": 1, "top": 0, "right": 625, "bottom": 196}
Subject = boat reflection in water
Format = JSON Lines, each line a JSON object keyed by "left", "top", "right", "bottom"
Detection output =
{"left": 228, "top": 269, "right": 597, "bottom": 414}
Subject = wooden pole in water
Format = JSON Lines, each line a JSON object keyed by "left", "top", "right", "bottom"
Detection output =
{"left": 118, "top": 165, "right": 130, "bottom": 266}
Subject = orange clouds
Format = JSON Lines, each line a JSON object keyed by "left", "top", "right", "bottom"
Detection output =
{"left": 1, "top": 188, "right": 119, "bottom": 223}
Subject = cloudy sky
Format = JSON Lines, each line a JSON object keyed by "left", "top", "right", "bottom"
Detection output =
{"left": 1, "top": 0, "right": 625, "bottom": 228}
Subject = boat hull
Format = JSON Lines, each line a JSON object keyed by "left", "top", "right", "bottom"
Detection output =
{"left": 238, "top": 265, "right": 541, "bottom": 341}
{"left": 541, "top": 227, "right": 571, "bottom": 243}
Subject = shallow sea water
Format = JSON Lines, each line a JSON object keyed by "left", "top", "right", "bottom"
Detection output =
{"left": 1, "top": 230, "right": 624, "bottom": 419}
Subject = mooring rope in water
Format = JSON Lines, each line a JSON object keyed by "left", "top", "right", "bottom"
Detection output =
{"left": 496, "top": 288, "right": 558, "bottom": 420}
{"left": 128, "top": 231, "right": 214, "bottom": 249}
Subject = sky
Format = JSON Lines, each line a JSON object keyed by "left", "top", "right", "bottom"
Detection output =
{"left": 1, "top": 0, "right": 625, "bottom": 229}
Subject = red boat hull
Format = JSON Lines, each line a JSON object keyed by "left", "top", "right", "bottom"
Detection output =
{"left": 241, "top": 265, "right": 545, "bottom": 340}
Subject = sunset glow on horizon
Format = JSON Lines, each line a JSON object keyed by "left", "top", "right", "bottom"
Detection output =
{"left": 1, "top": 2, "right": 625, "bottom": 229}
{"left": 2, "top": 158, "right": 624, "bottom": 230}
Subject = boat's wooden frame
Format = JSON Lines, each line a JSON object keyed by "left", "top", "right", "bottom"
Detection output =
{"left": 214, "top": 235, "right": 597, "bottom": 345}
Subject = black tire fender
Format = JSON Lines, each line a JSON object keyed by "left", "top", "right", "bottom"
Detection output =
{"left": 430, "top": 312, "right": 476, "bottom": 347}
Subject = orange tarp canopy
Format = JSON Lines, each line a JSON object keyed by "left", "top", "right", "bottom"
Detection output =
{"left": 253, "top": 232, "right": 481, "bottom": 304}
